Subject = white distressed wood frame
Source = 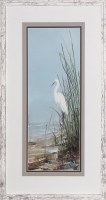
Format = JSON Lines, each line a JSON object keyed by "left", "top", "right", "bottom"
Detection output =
{"left": 0, "top": 0, "right": 106, "bottom": 200}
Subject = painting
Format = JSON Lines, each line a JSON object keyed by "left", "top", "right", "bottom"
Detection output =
{"left": 23, "top": 23, "right": 84, "bottom": 174}
{"left": 1, "top": 0, "right": 104, "bottom": 199}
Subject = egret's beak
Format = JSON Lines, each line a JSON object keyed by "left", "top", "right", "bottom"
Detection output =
{"left": 51, "top": 82, "right": 55, "bottom": 86}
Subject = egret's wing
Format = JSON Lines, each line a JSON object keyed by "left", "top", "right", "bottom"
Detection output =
{"left": 57, "top": 93, "right": 68, "bottom": 114}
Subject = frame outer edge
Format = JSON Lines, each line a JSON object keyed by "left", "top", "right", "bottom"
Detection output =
{"left": 101, "top": 0, "right": 106, "bottom": 199}
{"left": 0, "top": 1, "right": 6, "bottom": 199}
{"left": 0, "top": 0, "right": 105, "bottom": 200}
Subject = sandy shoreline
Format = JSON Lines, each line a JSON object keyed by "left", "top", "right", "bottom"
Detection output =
{"left": 28, "top": 131, "right": 80, "bottom": 171}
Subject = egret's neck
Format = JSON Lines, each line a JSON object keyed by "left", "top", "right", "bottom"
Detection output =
{"left": 54, "top": 81, "right": 59, "bottom": 95}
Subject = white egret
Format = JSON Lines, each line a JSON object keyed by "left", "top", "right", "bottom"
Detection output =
{"left": 52, "top": 79, "right": 68, "bottom": 115}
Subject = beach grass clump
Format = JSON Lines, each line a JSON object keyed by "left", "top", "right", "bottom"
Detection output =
{"left": 58, "top": 31, "right": 80, "bottom": 156}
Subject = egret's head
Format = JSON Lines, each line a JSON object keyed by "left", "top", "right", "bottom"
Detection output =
{"left": 51, "top": 79, "right": 59, "bottom": 86}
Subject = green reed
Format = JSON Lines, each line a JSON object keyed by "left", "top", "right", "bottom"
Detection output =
{"left": 58, "top": 31, "right": 80, "bottom": 154}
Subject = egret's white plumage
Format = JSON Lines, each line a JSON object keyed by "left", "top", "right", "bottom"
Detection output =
{"left": 52, "top": 79, "right": 68, "bottom": 115}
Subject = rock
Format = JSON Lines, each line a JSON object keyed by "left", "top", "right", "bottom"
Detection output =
{"left": 62, "top": 161, "right": 79, "bottom": 170}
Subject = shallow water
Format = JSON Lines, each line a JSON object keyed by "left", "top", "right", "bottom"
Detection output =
{"left": 28, "top": 122, "right": 60, "bottom": 139}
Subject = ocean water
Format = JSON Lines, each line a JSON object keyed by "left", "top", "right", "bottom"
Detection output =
{"left": 28, "top": 122, "right": 59, "bottom": 139}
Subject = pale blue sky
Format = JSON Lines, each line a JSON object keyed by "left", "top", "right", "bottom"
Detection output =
{"left": 28, "top": 28, "right": 80, "bottom": 125}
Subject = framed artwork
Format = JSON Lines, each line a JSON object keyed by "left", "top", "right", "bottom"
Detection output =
{"left": 22, "top": 22, "right": 84, "bottom": 175}
{"left": 0, "top": 1, "right": 106, "bottom": 200}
